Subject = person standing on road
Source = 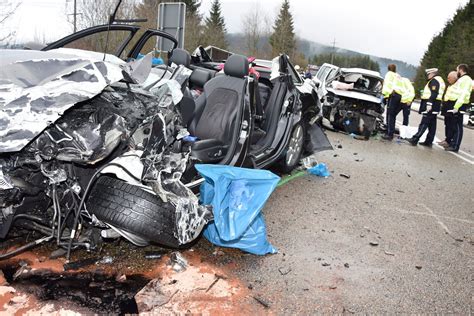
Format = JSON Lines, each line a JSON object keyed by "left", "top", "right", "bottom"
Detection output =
{"left": 445, "top": 64, "right": 473, "bottom": 152}
{"left": 408, "top": 68, "right": 446, "bottom": 147}
{"left": 438, "top": 71, "right": 459, "bottom": 148}
{"left": 382, "top": 64, "right": 403, "bottom": 140}
{"left": 400, "top": 78, "right": 415, "bottom": 126}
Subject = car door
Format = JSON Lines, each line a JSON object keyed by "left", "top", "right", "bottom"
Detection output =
{"left": 43, "top": 24, "right": 141, "bottom": 58}
{"left": 126, "top": 29, "right": 178, "bottom": 62}
{"left": 43, "top": 25, "right": 178, "bottom": 63}
{"left": 317, "top": 64, "right": 339, "bottom": 98}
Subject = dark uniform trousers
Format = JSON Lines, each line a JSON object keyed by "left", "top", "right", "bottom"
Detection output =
{"left": 413, "top": 99, "right": 441, "bottom": 144}
{"left": 387, "top": 92, "right": 402, "bottom": 136}
{"left": 401, "top": 103, "right": 410, "bottom": 126}
{"left": 413, "top": 113, "right": 437, "bottom": 144}
{"left": 452, "top": 103, "right": 468, "bottom": 151}
{"left": 441, "top": 100, "right": 455, "bottom": 145}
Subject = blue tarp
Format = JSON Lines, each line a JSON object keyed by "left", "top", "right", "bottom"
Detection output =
{"left": 195, "top": 164, "right": 279, "bottom": 255}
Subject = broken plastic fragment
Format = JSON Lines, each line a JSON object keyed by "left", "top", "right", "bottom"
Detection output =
{"left": 150, "top": 79, "right": 183, "bottom": 106}
{"left": 168, "top": 252, "right": 188, "bottom": 272}
{"left": 301, "top": 156, "right": 318, "bottom": 169}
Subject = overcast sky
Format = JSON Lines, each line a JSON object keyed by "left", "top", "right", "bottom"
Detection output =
{"left": 1, "top": 0, "right": 469, "bottom": 65}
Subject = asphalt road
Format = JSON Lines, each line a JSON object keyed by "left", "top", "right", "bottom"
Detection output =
{"left": 402, "top": 107, "right": 474, "bottom": 164}
{"left": 1, "top": 125, "right": 472, "bottom": 314}
{"left": 204, "top": 129, "right": 473, "bottom": 314}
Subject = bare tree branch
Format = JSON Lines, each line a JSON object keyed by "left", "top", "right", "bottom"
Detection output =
{"left": 0, "top": 0, "right": 21, "bottom": 44}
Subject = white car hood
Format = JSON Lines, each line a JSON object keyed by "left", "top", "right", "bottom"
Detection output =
{"left": 327, "top": 87, "right": 381, "bottom": 104}
{"left": 0, "top": 49, "right": 125, "bottom": 153}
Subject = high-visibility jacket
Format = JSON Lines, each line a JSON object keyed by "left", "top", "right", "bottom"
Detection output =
{"left": 382, "top": 71, "right": 403, "bottom": 98}
{"left": 421, "top": 75, "right": 446, "bottom": 101}
{"left": 443, "top": 83, "right": 459, "bottom": 102}
{"left": 400, "top": 78, "right": 415, "bottom": 104}
{"left": 454, "top": 74, "right": 473, "bottom": 109}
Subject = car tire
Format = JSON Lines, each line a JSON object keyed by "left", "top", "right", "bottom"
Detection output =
{"left": 279, "top": 123, "right": 305, "bottom": 173}
{"left": 88, "top": 176, "right": 181, "bottom": 248}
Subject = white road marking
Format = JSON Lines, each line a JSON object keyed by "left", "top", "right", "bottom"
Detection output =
{"left": 458, "top": 150, "right": 474, "bottom": 159}
{"left": 435, "top": 145, "right": 474, "bottom": 165}
{"left": 395, "top": 208, "right": 474, "bottom": 225}
{"left": 421, "top": 204, "right": 454, "bottom": 236}
{"left": 395, "top": 120, "right": 474, "bottom": 165}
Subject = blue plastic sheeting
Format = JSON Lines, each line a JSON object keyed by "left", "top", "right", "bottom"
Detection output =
{"left": 195, "top": 164, "right": 279, "bottom": 255}
{"left": 308, "top": 163, "right": 331, "bottom": 178}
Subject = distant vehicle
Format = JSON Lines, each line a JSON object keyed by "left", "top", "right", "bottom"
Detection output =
{"left": 314, "top": 63, "right": 384, "bottom": 137}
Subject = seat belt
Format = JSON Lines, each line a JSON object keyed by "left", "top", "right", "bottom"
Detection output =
{"left": 252, "top": 75, "right": 265, "bottom": 122}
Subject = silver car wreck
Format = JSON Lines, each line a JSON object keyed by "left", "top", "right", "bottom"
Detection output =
{"left": 315, "top": 63, "right": 384, "bottom": 138}
{"left": 0, "top": 48, "right": 212, "bottom": 259}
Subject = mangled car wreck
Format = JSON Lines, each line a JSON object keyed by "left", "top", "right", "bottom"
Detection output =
{"left": 315, "top": 63, "right": 384, "bottom": 138}
{"left": 0, "top": 48, "right": 214, "bottom": 259}
{"left": 0, "top": 21, "right": 330, "bottom": 259}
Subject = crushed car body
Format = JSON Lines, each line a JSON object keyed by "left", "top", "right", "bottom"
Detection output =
{"left": 314, "top": 63, "right": 384, "bottom": 137}
{"left": 0, "top": 48, "right": 212, "bottom": 258}
{"left": 0, "top": 17, "right": 331, "bottom": 258}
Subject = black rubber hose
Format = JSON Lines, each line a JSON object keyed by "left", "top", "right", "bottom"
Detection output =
{"left": 0, "top": 236, "right": 52, "bottom": 260}
{"left": 12, "top": 214, "right": 50, "bottom": 226}
{"left": 65, "top": 161, "right": 143, "bottom": 260}
{"left": 17, "top": 221, "right": 53, "bottom": 236}
{"left": 66, "top": 165, "right": 108, "bottom": 260}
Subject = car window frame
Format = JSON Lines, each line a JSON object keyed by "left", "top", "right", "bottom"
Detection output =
{"left": 43, "top": 24, "right": 141, "bottom": 57}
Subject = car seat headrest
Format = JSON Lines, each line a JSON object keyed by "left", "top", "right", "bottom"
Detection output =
{"left": 169, "top": 48, "right": 191, "bottom": 68}
{"left": 190, "top": 68, "right": 213, "bottom": 88}
{"left": 224, "top": 54, "right": 249, "bottom": 78}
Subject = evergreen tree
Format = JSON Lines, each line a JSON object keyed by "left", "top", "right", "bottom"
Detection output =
{"left": 181, "top": 0, "right": 201, "bottom": 16}
{"left": 311, "top": 53, "right": 380, "bottom": 72}
{"left": 203, "top": 0, "right": 227, "bottom": 49}
{"left": 269, "top": 0, "right": 296, "bottom": 58}
{"left": 414, "top": 1, "right": 473, "bottom": 94}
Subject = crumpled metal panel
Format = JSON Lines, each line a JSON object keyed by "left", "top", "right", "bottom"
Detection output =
{"left": 141, "top": 81, "right": 212, "bottom": 245}
{"left": 143, "top": 151, "right": 212, "bottom": 245}
{"left": 0, "top": 49, "right": 124, "bottom": 153}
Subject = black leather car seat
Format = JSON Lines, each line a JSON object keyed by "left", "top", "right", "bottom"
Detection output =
{"left": 187, "top": 54, "right": 249, "bottom": 163}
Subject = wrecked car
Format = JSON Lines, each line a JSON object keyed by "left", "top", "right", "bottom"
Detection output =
{"left": 315, "top": 63, "right": 384, "bottom": 137}
{"left": 0, "top": 47, "right": 213, "bottom": 259}
{"left": 45, "top": 25, "right": 330, "bottom": 172}
{"left": 0, "top": 16, "right": 330, "bottom": 259}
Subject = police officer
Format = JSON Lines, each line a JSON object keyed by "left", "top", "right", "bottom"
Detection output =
{"left": 437, "top": 71, "right": 459, "bottom": 148}
{"left": 445, "top": 64, "right": 473, "bottom": 152}
{"left": 382, "top": 64, "right": 403, "bottom": 140}
{"left": 400, "top": 77, "right": 415, "bottom": 126}
{"left": 408, "top": 68, "right": 446, "bottom": 147}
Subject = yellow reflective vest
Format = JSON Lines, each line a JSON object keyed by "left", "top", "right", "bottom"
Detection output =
{"left": 454, "top": 74, "right": 473, "bottom": 109}
{"left": 443, "top": 83, "right": 459, "bottom": 102}
{"left": 400, "top": 78, "right": 415, "bottom": 104}
{"left": 421, "top": 76, "right": 446, "bottom": 101}
{"left": 382, "top": 71, "right": 403, "bottom": 98}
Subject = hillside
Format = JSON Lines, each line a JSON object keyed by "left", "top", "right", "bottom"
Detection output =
{"left": 227, "top": 33, "right": 418, "bottom": 79}
{"left": 414, "top": 1, "right": 473, "bottom": 92}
